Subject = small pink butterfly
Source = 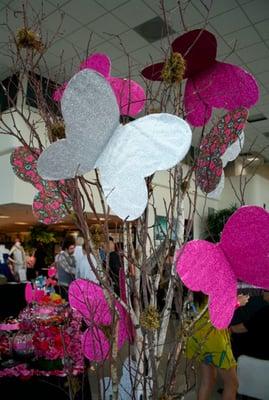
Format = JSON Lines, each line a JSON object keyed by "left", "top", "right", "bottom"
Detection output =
{"left": 10, "top": 146, "right": 70, "bottom": 224}
{"left": 196, "top": 108, "right": 248, "bottom": 197}
{"left": 53, "top": 52, "right": 145, "bottom": 117}
{"left": 176, "top": 206, "right": 269, "bottom": 329}
{"left": 68, "top": 279, "right": 133, "bottom": 362}
{"left": 141, "top": 29, "right": 259, "bottom": 127}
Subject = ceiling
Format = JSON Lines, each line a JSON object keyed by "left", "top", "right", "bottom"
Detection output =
{"left": 0, "top": 0, "right": 269, "bottom": 159}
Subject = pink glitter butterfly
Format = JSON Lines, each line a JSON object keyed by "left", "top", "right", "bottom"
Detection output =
{"left": 141, "top": 29, "right": 259, "bottom": 126}
{"left": 53, "top": 52, "right": 145, "bottom": 117}
{"left": 196, "top": 108, "right": 248, "bottom": 195}
{"left": 176, "top": 206, "right": 269, "bottom": 329}
{"left": 68, "top": 279, "right": 133, "bottom": 362}
{"left": 10, "top": 146, "right": 70, "bottom": 224}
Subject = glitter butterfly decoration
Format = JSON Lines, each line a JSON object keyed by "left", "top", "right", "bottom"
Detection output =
{"left": 176, "top": 206, "right": 269, "bottom": 329}
{"left": 196, "top": 108, "right": 248, "bottom": 198}
{"left": 53, "top": 52, "right": 145, "bottom": 117}
{"left": 68, "top": 279, "right": 133, "bottom": 361}
{"left": 37, "top": 69, "right": 192, "bottom": 221}
{"left": 142, "top": 29, "right": 259, "bottom": 127}
{"left": 11, "top": 146, "right": 70, "bottom": 224}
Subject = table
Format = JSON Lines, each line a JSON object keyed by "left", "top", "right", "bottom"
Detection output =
{"left": 0, "top": 283, "right": 26, "bottom": 319}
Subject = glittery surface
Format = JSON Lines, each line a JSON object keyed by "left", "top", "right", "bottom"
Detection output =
{"left": 142, "top": 29, "right": 217, "bottom": 80}
{"left": 38, "top": 70, "right": 192, "bottom": 221}
{"left": 177, "top": 240, "right": 237, "bottom": 329}
{"left": 96, "top": 113, "right": 192, "bottom": 220}
{"left": 108, "top": 76, "right": 145, "bottom": 116}
{"left": 176, "top": 206, "right": 269, "bottom": 329}
{"left": 68, "top": 279, "right": 132, "bottom": 361}
{"left": 184, "top": 61, "right": 259, "bottom": 126}
{"left": 196, "top": 108, "right": 247, "bottom": 194}
{"left": 11, "top": 146, "right": 69, "bottom": 224}
{"left": 37, "top": 70, "right": 120, "bottom": 180}
{"left": 79, "top": 52, "right": 111, "bottom": 77}
{"left": 221, "top": 206, "right": 269, "bottom": 289}
{"left": 207, "top": 132, "right": 245, "bottom": 199}
{"left": 53, "top": 52, "right": 145, "bottom": 116}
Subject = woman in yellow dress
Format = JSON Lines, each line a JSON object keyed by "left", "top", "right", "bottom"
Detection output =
{"left": 186, "top": 292, "right": 249, "bottom": 400}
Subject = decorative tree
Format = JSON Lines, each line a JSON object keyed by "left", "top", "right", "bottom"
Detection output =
{"left": 0, "top": 1, "right": 261, "bottom": 399}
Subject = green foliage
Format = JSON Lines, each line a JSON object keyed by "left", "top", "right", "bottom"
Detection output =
{"left": 27, "top": 225, "right": 57, "bottom": 246}
{"left": 205, "top": 205, "right": 237, "bottom": 242}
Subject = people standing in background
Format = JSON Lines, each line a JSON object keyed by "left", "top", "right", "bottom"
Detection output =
{"left": 106, "top": 236, "right": 121, "bottom": 296}
{"left": 74, "top": 236, "right": 98, "bottom": 283}
{"left": 55, "top": 236, "right": 76, "bottom": 298}
{"left": 8, "top": 238, "right": 27, "bottom": 282}
{"left": 34, "top": 242, "right": 46, "bottom": 276}
{"left": 230, "top": 290, "right": 269, "bottom": 360}
{"left": 186, "top": 292, "right": 249, "bottom": 400}
{"left": 25, "top": 249, "right": 36, "bottom": 281}
{"left": 0, "top": 243, "right": 15, "bottom": 282}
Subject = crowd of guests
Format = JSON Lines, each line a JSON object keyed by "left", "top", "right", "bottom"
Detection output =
{"left": 1, "top": 236, "right": 268, "bottom": 399}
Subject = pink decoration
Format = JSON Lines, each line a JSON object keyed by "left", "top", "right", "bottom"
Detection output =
{"left": 68, "top": 279, "right": 133, "bottom": 362}
{"left": 53, "top": 52, "right": 145, "bottom": 116}
{"left": 48, "top": 266, "right": 57, "bottom": 278}
{"left": 176, "top": 206, "right": 269, "bottom": 329}
{"left": 10, "top": 146, "right": 70, "bottom": 224}
{"left": 141, "top": 29, "right": 259, "bottom": 126}
{"left": 79, "top": 52, "right": 111, "bottom": 77}
{"left": 52, "top": 82, "right": 67, "bottom": 101}
{"left": 25, "top": 283, "right": 46, "bottom": 304}
{"left": 184, "top": 61, "right": 259, "bottom": 127}
{"left": 196, "top": 108, "right": 248, "bottom": 193}
{"left": 25, "top": 282, "right": 33, "bottom": 303}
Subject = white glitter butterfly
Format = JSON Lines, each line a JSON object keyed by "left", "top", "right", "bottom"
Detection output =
{"left": 37, "top": 70, "right": 192, "bottom": 220}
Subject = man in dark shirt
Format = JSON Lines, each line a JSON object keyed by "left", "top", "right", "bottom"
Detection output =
{"left": 231, "top": 291, "right": 269, "bottom": 360}
{"left": 107, "top": 237, "right": 121, "bottom": 296}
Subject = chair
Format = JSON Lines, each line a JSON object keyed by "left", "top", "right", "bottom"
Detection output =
{"left": 237, "top": 355, "right": 269, "bottom": 399}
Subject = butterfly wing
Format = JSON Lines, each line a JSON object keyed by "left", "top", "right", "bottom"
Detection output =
{"left": 37, "top": 70, "right": 120, "bottom": 180}
{"left": 176, "top": 241, "right": 237, "bottom": 328}
{"left": 141, "top": 62, "right": 165, "bottom": 81}
{"left": 96, "top": 113, "right": 192, "bottom": 220}
{"left": 108, "top": 77, "right": 145, "bottom": 116}
{"left": 11, "top": 146, "right": 41, "bottom": 186}
{"left": 83, "top": 326, "right": 111, "bottom": 361}
{"left": 184, "top": 61, "right": 259, "bottom": 126}
{"left": 33, "top": 190, "right": 70, "bottom": 224}
{"left": 221, "top": 206, "right": 269, "bottom": 289}
{"left": 196, "top": 109, "right": 247, "bottom": 194}
{"left": 79, "top": 52, "right": 111, "bottom": 77}
{"left": 172, "top": 29, "right": 217, "bottom": 78}
{"left": 69, "top": 279, "right": 112, "bottom": 325}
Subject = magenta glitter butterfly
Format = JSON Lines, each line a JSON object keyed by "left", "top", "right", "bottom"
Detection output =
{"left": 176, "top": 206, "right": 269, "bottom": 329}
{"left": 196, "top": 108, "right": 248, "bottom": 195}
{"left": 10, "top": 146, "right": 70, "bottom": 224}
{"left": 53, "top": 52, "right": 145, "bottom": 117}
{"left": 141, "top": 29, "right": 259, "bottom": 127}
{"left": 68, "top": 279, "right": 133, "bottom": 362}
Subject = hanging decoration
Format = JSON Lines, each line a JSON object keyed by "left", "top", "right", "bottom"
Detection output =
{"left": 37, "top": 69, "right": 192, "bottom": 221}
{"left": 10, "top": 146, "right": 70, "bottom": 224}
{"left": 53, "top": 52, "right": 145, "bottom": 117}
{"left": 68, "top": 279, "right": 133, "bottom": 362}
{"left": 176, "top": 206, "right": 269, "bottom": 329}
{"left": 196, "top": 108, "right": 248, "bottom": 197}
{"left": 141, "top": 29, "right": 259, "bottom": 126}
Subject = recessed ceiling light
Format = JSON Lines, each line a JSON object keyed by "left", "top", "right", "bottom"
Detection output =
{"left": 248, "top": 113, "right": 267, "bottom": 123}
{"left": 134, "top": 16, "right": 175, "bottom": 43}
{"left": 0, "top": 215, "right": 10, "bottom": 219}
{"left": 15, "top": 222, "right": 28, "bottom": 225}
